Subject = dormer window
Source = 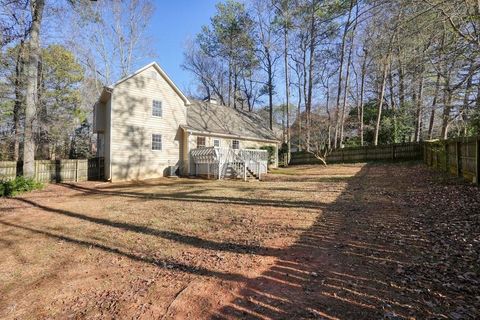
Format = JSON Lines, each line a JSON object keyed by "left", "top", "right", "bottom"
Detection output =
{"left": 152, "top": 100, "right": 162, "bottom": 117}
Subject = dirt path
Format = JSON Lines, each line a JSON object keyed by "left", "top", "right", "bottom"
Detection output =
{"left": 1, "top": 163, "right": 479, "bottom": 319}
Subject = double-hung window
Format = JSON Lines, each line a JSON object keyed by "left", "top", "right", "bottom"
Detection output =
{"left": 197, "top": 136, "right": 206, "bottom": 148}
{"left": 152, "top": 100, "right": 162, "bottom": 117}
{"left": 213, "top": 139, "right": 220, "bottom": 148}
{"left": 152, "top": 134, "right": 162, "bottom": 150}
{"left": 232, "top": 140, "right": 240, "bottom": 150}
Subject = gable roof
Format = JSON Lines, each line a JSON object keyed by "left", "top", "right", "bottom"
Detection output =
{"left": 101, "top": 62, "right": 191, "bottom": 106}
{"left": 183, "top": 100, "right": 279, "bottom": 143}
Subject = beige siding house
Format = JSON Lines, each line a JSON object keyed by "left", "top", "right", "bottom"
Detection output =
{"left": 94, "top": 62, "right": 279, "bottom": 181}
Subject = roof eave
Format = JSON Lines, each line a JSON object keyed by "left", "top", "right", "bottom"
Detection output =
{"left": 181, "top": 126, "right": 279, "bottom": 144}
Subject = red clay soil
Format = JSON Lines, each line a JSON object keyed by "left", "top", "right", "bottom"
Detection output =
{"left": 0, "top": 163, "right": 479, "bottom": 319}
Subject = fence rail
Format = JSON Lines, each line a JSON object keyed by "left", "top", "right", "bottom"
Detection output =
{"left": 290, "top": 142, "right": 423, "bottom": 165}
{"left": 424, "top": 136, "right": 479, "bottom": 184}
{"left": 0, "top": 157, "right": 105, "bottom": 182}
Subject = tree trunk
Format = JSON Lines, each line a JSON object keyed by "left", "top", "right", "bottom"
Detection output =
{"left": 441, "top": 89, "right": 452, "bottom": 139}
{"left": 428, "top": 72, "right": 441, "bottom": 139}
{"left": 333, "top": 0, "right": 353, "bottom": 149}
{"left": 339, "top": 1, "right": 358, "bottom": 147}
{"left": 388, "top": 65, "right": 397, "bottom": 142}
{"left": 325, "top": 78, "right": 332, "bottom": 149}
{"left": 359, "top": 48, "right": 368, "bottom": 146}
{"left": 441, "top": 70, "right": 452, "bottom": 139}
{"left": 233, "top": 66, "right": 238, "bottom": 109}
{"left": 305, "top": 1, "right": 317, "bottom": 152}
{"left": 460, "top": 64, "right": 475, "bottom": 135}
{"left": 374, "top": 60, "right": 390, "bottom": 146}
{"left": 23, "top": 0, "right": 45, "bottom": 178}
{"left": 13, "top": 41, "right": 26, "bottom": 161}
{"left": 284, "top": 20, "right": 290, "bottom": 161}
{"left": 227, "top": 60, "right": 232, "bottom": 108}
{"left": 414, "top": 72, "right": 424, "bottom": 142}
{"left": 398, "top": 58, "right": 405, "bottom": 110}
{"left": 268, "top": 56, "right": 273, "bottom": 130}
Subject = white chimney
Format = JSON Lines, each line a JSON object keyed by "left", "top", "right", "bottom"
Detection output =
{"left": 203, "top": 97, "right": 218, "bottom": 105}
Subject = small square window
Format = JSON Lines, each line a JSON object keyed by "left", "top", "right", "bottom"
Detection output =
{"left": 197, "top": 136, "right": 206, "bottom": 148}
{"left": 213, "top": 139, "right": 220, "bottom": 148}
{"left": 232, "top": 140, "right": 240, "bottom": 150}
{"left": 152, "top": 100, "right": 162, "bottom": 117}
{"left": 152, "top": 134, "right": 162, "bottom": 150}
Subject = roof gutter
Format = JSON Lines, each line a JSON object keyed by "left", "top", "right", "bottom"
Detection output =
{"left": 182, "top": 126, "right": 279, "bottom": 144}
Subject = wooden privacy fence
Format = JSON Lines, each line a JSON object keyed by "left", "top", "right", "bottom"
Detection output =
{"left": 0, "top": 157, "right": 105, "bottom": 183}
{"left": 424, "top": 136, "right": 480, "bottom": 184}
{"left": 290, "top": 142, "right": 423, "bottom": 165}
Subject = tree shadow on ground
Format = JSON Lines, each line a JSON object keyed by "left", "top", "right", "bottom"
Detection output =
{"left": 0, "top": 219, "right": 248, "bottom": 282}
{"left": 211, "top": 164, "right": 434, "bottom": 319}
{"left": 1, "top": 163, "right": 440, "bottom": 319}
{"left": 61, "top": 182, "right": 327, "bottom": 209}
{"left": 12, "top": 197, "right": 283, "bottom": 257}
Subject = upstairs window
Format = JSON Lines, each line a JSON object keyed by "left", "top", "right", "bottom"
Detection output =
{"left": 213, "top": 139, "right": 220, "bottom": 148}
{"left": 232, "top": 140, "right": 240, "bottom": 150}
{"left": 152, "top": 100, "right": 162, "bottom": 117}
{"left": 152, "top": 134, "right": 162, "bottom": 150}
{"left": 197, "top": 136, "right": 206, "bottom": 148}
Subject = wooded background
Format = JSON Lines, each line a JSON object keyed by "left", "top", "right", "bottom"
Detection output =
{"left": 1, "top": 0, "right": 479, "bottom": 176}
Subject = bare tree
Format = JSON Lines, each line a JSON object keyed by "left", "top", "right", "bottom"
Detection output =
{"left": 67, "top": 0, "right": 154, "bottom": 86}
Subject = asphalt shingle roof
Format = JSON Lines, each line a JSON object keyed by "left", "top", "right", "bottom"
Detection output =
{"left": 184, "top": 100, "right": 278, "bottom": 142}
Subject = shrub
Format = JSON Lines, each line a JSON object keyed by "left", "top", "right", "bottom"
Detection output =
{"left": 0, "top": 177, "right": 43, "bottom": 197}
{"left": 260, "top": 145, "right": 276, "bottom": 165}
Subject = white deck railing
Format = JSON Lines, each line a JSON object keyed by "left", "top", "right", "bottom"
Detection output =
{"left": 190, "top": 147, "right": 268, "bottom": 180}
{"left": 238, "top": 149, "right": 268, "bottom": 179}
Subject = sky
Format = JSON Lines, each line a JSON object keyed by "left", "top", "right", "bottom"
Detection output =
{"left": 144, "top": 0, "right": 219, "bottom": 92}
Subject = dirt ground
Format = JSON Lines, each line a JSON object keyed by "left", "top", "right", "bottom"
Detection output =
{"left": 1, "top": 163, "right": 479, "bottom": 319}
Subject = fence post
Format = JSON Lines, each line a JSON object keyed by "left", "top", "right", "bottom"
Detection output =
{"left": 75, "top": 160, "right": 79, "bottom": 182}
{"left": 34, "top": 161, "right": 38, "bottom": 181}
{"left": 444, "top": 142, "right": 449, "bottom": 173}
{"left": 456, "top": 141, "right": 461, "bottom": 177}
{"left": 392, "top": 144, "right": 396, "bottom": 161}
{"left": 97, "top": 157, "right": 100, "bottom": 180}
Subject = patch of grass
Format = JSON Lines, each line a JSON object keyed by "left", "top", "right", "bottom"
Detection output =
{"left": 0, "top": 176, "right": 43, "bottom": 197}
{"left": 270, "top": 168, "right": 310, "bottom": 175}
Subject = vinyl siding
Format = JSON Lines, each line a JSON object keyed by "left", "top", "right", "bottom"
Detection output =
{"left": 104, "top": 99, "right": 112, "bottom": 180}
{"left": 109, "top": 65, "right": 187, "bottom": 181}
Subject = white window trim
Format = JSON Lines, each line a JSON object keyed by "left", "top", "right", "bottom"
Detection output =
{"left": 152, "top": 134, "right": 162, "bottom": 151}
{"left": 213, "top": 139, "right": 220, "bottom": 148}
{"left": 152, "top": 100, "right": 163, "bottom": 118}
